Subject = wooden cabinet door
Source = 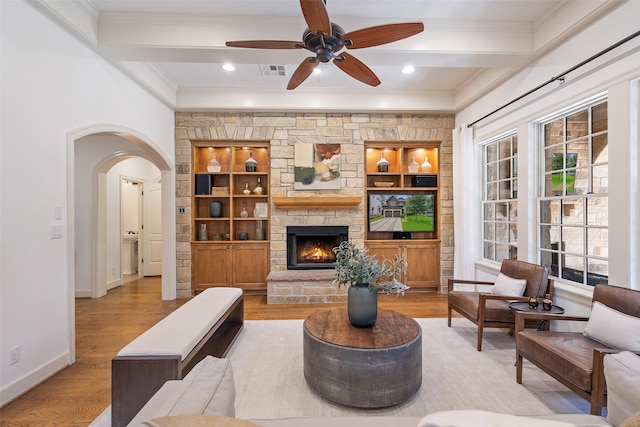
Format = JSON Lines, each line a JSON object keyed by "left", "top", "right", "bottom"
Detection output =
{"left": 404, "top": 242, "right": 439, "bottom": 290}
{"left": 192, "top": 244, "right": 231, "bottom": 293}
{"left": 366, "top": 243, "right": 402, "bottom": 266}
{"left": 232, "top": 244, "right": 268, "bottom": 292}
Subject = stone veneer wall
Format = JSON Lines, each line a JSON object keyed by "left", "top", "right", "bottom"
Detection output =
{"left": 175, "top": 112, "right": 454, "bottom": 299}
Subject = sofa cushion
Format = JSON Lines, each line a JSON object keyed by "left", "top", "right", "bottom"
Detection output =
{"left": 250, "top": 417, "right": 422, "bottom": 427}
{"left": 517, "top": 331, "right": 609, "bottom": 391}
{"left": 605, "top": 352, "right": 640, "bottom": 427}
{"left": 417, "top": 410, "right": 574, "bottom": 427}
{"left": 583, "top": 302, "right": 640, "bottom": 350}
{"left": 620, "top": 412, "right": 640, "bottom": 427}
{"left": 144, "top": 415, "right": 259, "bottom": 427}
{"left": 491, "top": 273, "right": 526, "bottom": 297}
{"left": 128, "top": 357, "right": 236, "bottom": 426}
{"left": 447, "top": 291, "right": 515, "bottom": 322}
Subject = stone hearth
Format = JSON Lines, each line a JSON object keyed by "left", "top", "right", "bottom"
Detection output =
{"left": 266, "top": 270, "right": 346, "bottom": 304}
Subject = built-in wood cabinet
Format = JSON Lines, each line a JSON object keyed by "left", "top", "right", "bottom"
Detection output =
{"left": 191, "top": 142, "right": 270, "bottom": 295}
{"left": 364, "top": 142, "right": 441, "bottom": 291}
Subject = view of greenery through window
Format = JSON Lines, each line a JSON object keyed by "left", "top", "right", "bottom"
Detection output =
{"left": 482, "top": 134, "right": 518, "bottom": 262}
{"left": 539, "top": 99, "right": 609, "bottom": 286}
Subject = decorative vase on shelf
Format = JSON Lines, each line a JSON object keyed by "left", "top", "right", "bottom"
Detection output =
{"left": 421, "top": 157, "right": 432, "bottom": 173}
{"left": 408, "top": 155, "right": 419, "bottom": 173}
{"left": 198, "top": 223, "right": 208, "bottom": 241}
{"left": 245, "top": 152, "right": 258, "bottom": 172}
{"left": 252, "top": 177, "right": 264, "bottom": 195}
{"left": 207, "top": 155, "right": 221, "bottom": 173}
{"left": 209, "top": 201, "right": 222, "bottom": 217}
{"left": 377, "top": 152, "right": 389, "bottom": 172}
{"left": 240, "top": 206, "right": 249, "bottom": 218}
{"left": 242, "top": 182, "right": 251, "bottom": 195}
{"left": 347, "top": 282, "right": 378, "bottom": 328}
{"left": 255, "top": 220, "right": 264, "bottom": 240}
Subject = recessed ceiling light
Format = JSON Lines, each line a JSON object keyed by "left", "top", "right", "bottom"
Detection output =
{"left": 222, "top": 63, "right": 236, "bottom": 71}
{"left": 402, "top": 65, "right": 415, "bottom": 74}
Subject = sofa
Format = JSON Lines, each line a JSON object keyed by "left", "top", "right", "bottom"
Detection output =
{"left": 128, "top": 351, "right": 640, "bottom": 427}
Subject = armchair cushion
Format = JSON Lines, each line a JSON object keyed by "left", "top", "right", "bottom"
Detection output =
{"left": 491, "top": 273, "right": 527, "bottom": 296}
{"left": 605, "top": 351, "right": 640, "bottom": 427}
{"left": 583, "top": 302, "right": 640, "bottom": 350}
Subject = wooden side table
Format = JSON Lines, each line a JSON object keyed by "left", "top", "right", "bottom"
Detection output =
{"left": 508, "top": 301, "right": 565, "bottom": 331}
{"left": 303, "top": 307, "right": 422, "bottom": 408}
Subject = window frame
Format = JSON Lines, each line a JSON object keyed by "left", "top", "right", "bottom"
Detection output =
{"left": 481, "top": 132, "right": 518, "bottom": 263}
{"left": 537, "top": 96, "right": 609, "bottom": 287}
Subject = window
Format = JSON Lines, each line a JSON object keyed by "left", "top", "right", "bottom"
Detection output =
{"left": 538, "top": 98, "right": 608, "bottom": 286}
{"left": 482, "top": 133, "right": 518, "bottom": 262}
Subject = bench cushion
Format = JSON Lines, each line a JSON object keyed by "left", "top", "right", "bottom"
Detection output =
{"left": 129, "top": 357, "right": 236, "bottom": 426}
{"left": 118, "top": 288, "right": 242, "bottom": 360}
{"left": 605, "top": 352, "right": 640, "bottom": 427}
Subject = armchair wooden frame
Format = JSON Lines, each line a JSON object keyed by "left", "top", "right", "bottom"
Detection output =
{"left": 447, "top": 259, "right": 553, "bottom": 351}
{"left": 514, "top": 284, "right": 640, "bottom": 415}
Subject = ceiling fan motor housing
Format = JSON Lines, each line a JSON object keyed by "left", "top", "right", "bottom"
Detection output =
{"left": 303, "top": 23, "right": 346, "bottom": 62}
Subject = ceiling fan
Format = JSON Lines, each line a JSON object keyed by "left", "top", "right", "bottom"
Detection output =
{"left": 225, "top": 0, "right": 424, "bottom": 90}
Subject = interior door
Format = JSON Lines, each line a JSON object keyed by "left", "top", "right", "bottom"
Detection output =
{"left": 141, "top": 182, "right": 162, "bottom": 276}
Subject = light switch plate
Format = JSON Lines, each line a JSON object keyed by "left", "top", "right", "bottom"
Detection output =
{"left": 50, "top": 224, "right": 63, "bottom": 239}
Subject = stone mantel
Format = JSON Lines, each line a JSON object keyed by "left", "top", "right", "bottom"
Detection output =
{"left": 272, "top": 197, "right": 361, "bottom": 210}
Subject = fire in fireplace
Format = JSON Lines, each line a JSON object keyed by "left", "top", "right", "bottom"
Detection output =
{"left": 287, "top": 226, "right": 348, "bottom": 270}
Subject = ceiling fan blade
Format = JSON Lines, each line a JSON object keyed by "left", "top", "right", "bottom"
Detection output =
{"left": 287, "top": 57, "right": 319, "bottom": 90}
{"left": 300, "top": 0, "right": 331, "bottom": 36}
{"left": 343, "top": 22, "right": 424, "bottom": 49}
{"left": 334, "top": 52, "right": 380, "bottom": 87}
{"left": 226, "top": 40, "right": 303, "bottom": 49}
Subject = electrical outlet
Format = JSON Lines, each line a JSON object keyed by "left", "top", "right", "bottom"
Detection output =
{"left": 10, "top": 346, "right": 20, "bottom": 365}
{"left": 178, "top": 207, "right": 186, "bottom": 214}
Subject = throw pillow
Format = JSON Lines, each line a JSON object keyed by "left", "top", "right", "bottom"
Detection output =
{"left": 604, "top": 352, "right": 640, "bottom": 427}
{"left": 621, "top": 411, "right": 640, "bottom": 427}
{"left": 417, "top": 410, "right": 573, "bottom": 427}
{"left": 144, "top": 415, "right": 260, "bottom": 427}
{"left": 491, "top": 273, "right": 527, "bottom": 296}
{"left": 583, "top": 302, "right": 640, "bottom": 350}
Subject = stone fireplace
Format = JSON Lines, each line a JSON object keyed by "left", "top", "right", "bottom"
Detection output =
{"left": 287, "top": 225, "right": 348, "bottom": 270}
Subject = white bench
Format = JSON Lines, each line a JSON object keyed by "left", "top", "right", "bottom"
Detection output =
{"left": 111, "top": 287, "right": 243, "bottom": 427}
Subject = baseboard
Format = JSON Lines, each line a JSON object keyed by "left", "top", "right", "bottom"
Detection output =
{"left": 0, "top": 352, "right": 69, "bottom": 407}
{"left": 75, "top": 289, "right": 93, "bottom": 298}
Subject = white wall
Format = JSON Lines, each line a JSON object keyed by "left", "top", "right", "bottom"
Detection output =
{"left": 0, "top": 1, "right": 174, "bottom": 405}
{"left": 454, "top": 1, "right": 640, "bottom": 322}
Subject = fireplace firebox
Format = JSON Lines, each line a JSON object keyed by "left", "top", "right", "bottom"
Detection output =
{"left": 287, "top": 226, "right": 348, "bottom": 270}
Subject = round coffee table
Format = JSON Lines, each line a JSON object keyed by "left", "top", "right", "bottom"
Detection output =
{"left": 303, "top": 307, "right": 422, "bottom": 408}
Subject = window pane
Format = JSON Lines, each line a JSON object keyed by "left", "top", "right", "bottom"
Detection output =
{"left": 592, "top": 133, "right": 608, "bottom": 163}
{"left": 486, "top": 162, "right": 497, "bottom": 182}
{"left": 563, "top": 227, "right": 584, "bottom": 254}
{"left": 484, "top": 222, "right": 495, "bottom": 240}
{"left": 499, "top": 180, "right": 512, "bottom": 200}
{"left": 496, "top": 221, "right": 509, "bottom": 243}
{"left": 562, "top": 255, "right": 585, "bottom": 283}
{"left": 540, "top": 249, "right": 555, "bottom": 275}
{"left": 587, "top": 228, "right": 608, "bottom": 256}
{"left": 561, "top": 200, "right": 583, "bottom": 225}
{"left": 540, "top": 225, "right": 560, "bottom": 249}
{"left": 540, "top": 200, "right": 560, "bottom": 224}
{"left": 570, "top": 167, "right": 589, "bottom": 195}
{"left": 509, "top": 223, "right": 517, "bottom": 243}
{"left": 591, "top": 102, "right": 608, "bottom": 133}
{"left": 498, "top": 159, "right": 511, "bottom": 180}
{"left": 545, "top": 119, "right": 564, "bottom": 147}
{"left": 587, "top": 258, "right": 608, "bottom": 286}
{"left": 484, "top": 203, "right": 495, "bottom": 221}
{"left": 566, "top": 109, "right": 589, "bottom": 140}
{"left": 499, "top": 138, "right": 511, "bottom": 159}
{"left": 496, "top": 202, "right": 508, "bottom": 220}
{"left": 486, "top": 144, "right": 497, "bottom": 163}
{"left": 566, "top": 140, "right": 587, "bottom": 167}
{"left": 587, "top": 197, "right": 607, "bottom": 226}
{"left": 484, "top": 241, "right": 495, "bottom": 260}
{"left": 486, "top": 182, "right": 497, "bottom": 200}
{"left": 513, "top": 136, "right": 518, "bottom": 155}
{"left": 496, "top": 244, "right": 510, "bottom": 261}
{"left": 509, "top": 201, "right": 517, "bottom": 221}
{"left": 592, "top": 165, "right": 608, "bottom": 194}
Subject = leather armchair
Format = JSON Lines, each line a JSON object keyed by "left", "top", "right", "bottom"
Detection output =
{"left": 447, "top": 259, "right": 552, "bottom": 351}
{"left": 515, "top": 284, "right": 640, "bottom": 415}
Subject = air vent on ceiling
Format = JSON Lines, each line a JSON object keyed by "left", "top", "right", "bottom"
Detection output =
{"left": 260, "top": 64, "right": 287, "bottom": 77}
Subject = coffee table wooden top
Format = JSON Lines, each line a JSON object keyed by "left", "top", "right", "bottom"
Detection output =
{"left": 304, "top": 307, "right": 420, "bottom": 349}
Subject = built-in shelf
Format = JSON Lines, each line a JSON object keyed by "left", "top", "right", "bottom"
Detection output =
{"left": 272, "top": 197, "right": 361, "bottom": 210}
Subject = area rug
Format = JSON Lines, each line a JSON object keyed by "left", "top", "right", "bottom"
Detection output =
{"left": 89, "top": 317, "right": 589, "bottom": 426}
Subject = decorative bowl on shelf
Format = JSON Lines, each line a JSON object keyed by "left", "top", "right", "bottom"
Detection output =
{"left": 373, "top": 182, "right": 394, "bottom": 187}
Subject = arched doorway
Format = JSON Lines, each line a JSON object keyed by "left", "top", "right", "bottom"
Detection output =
{"left": 66, "top": 125, "right": 176, "bottom": 363}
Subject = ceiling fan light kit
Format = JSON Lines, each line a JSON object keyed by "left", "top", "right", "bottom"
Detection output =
{"left": 225, "top": 0, "right": 424, "bottom": 90}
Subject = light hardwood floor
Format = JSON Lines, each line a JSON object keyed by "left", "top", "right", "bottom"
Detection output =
{"left": 0, "top": 276, "right": 448, "bottom": 426}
